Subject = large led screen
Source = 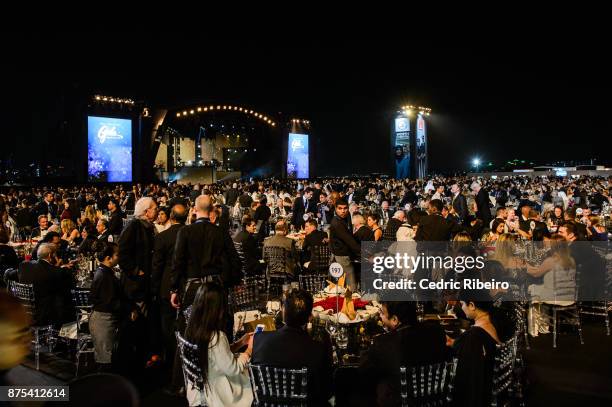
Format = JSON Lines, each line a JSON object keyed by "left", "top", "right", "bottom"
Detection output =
{"left": 287, "top": 133, "right": 309, "bottom": 179}
{"left": 88, "top": 116, "right": 132, "bottom": 182}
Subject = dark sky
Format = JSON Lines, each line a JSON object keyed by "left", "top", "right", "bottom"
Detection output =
{"left": 2, "top": 33, "right": 610, "bottom": 176}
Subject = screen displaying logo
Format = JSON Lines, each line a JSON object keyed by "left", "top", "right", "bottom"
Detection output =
{"left": 287, "top": 133, "right": 309, "bottom": 179}
{"left": 395, "top": 117, "right": 410, "bottom": 132}
{"left": 88, "top": 116, "right": 132, "bottom": 182}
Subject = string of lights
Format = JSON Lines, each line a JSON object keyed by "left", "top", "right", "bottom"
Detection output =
{"left": 399, "top": 105, "right": 431, "bottom": 116}
{"left": 93, "top": 95, "right": 135, "bottom": 105}
{"left": 174, "top": 104, "right": 277, "bottom": 127}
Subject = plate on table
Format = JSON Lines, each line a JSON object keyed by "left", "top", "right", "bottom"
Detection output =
{"left": 324, "top": 285, "right": 346, "bottom": 295}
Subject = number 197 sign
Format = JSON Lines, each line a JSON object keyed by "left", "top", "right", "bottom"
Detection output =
{"left": 329, "top": 262, "right": 344, "bottom": 279}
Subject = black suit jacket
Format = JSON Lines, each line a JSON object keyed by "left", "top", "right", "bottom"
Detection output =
{"left": 108, "top": 210, "right": 125, "bottom": 236}
{"left": 18, "top": 260, "right": 74, "bottom": 325}
{"left": 452, "top": 193, "right": 468, "bottom": 223}
{"left": 170, "top": 218, "right": 242, "bottom": 291}
{"left": 359, "top": 323, "right": 448, "bottom": 406}
{"left": 35, "top": 201, "right": 58, "bottom": 220}
{"left": 233, "top": 230, "right": 261, "bottom": 275}
{"left": 252, "top": 325, "right": 333, "bottom": 404}
{"left": 415, "top": 213, "right": 461, "bottom": 241}
{"left": 475, "top": 189, "right": 493, "bottom": 225}
{"left": 329, "top": 215, "right": 360, "bottom": 257}
{"left": 302, "top": 230, "right": 327, "bottom": 263}
{"left": 151, "top": 224, "right": 184, "bottom": 300}
{"left": 292, "top": 197, "right": 313, "bottom": 227}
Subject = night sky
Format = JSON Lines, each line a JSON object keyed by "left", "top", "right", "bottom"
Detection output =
{"left": 2, "top": 33, "right": 610, "bottom": 177}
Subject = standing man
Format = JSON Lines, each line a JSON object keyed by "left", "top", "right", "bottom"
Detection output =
{"left": 292, "top": 187, "right": 314, "bottom": 230}
{"left": 329, "top": 199, "right": 361, "bottom": 290}
{"left": 151, "top": 204, "right": 188, "bottom": 395}
{"left": 107, "top": 198, "right": 125, "bottom": 236}
{"left": 36, "top": 191, "right": 58, "bottom": 220}
{"left": 450, "top": 183, "right": 468, "bottom": 224}
{"left": 471, "top": 182, "right": 493, "bottom": 227}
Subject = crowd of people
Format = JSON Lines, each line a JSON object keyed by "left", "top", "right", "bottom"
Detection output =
{"left": 1, "top": 174, "right": 611, "bottom": 406}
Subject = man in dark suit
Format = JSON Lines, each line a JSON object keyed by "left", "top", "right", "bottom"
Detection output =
{"left": 471, "top": 182, "right": 493, "bottom": 226}
{"left": 96, "top": 219, "right": 113, "bottom": 243}
{"left": 223, "top": 183, "right": 240, "bottom": 207}
{"left": 252, "top": 289, "right": 333, "bottom": 405}
{"left": 415, "top": 199, "right": 461, "bottom": 241}
{"left": 450, "top": 183, "right": 468, "bottom": 224}
{"left": 35, "top": 191, "right": 58, "bottom": 220}
{"left": 383, "top": 211, "right": 406, "bottom": 241}
{"left": 31, "top": 215, "right": 50, "bottom": 239}
{"left": 170, "top": 195, "right": 241, "bottom": 311}
{"left": 301, "top": 219, "right": 328, "bottom": 269}
{"left": 379, "top": 200, "right": 394, "bottom": 227}
{"left": 151, "top": 204, "right": 187, "bottom": 393}
{"left": 329, "top": 200, "right": 361, "bottom": 289}
{"left": 18, "top": 243, "right": 74, "bottom": 326}
{"left": 107, "top": 198, "right": 125, "bottom": 236}
{"left": 238, "top": 188, "right": 253, "bottom": 209}
{"left": 356, "top": 301, "right": 447, "bottom": 406}
{"left": 316, "top": 192, "right": 332, "bottom": 226}
{"left": 16, "top": 200, "right": 36, "bottom": 231}
{"left": 292, "top": 188, "right": 314, "bottom": 229}
{"left": 233, "top": 216, "right": 263, "bottom": 276}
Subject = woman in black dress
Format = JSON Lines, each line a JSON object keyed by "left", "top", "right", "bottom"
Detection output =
{"left": 449, "top": 288, "right": 514, "bottom": 407}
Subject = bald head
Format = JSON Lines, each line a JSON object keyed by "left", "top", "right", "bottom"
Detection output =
{"left": 170, "top": 204, "right": 188, "bottom": 224}
{"left": 195, "top": 195, "right": 212, "bottom": 218}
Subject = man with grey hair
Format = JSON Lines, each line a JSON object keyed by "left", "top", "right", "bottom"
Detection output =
{"left": 18, "top": 242, "right": 74, "bottom": 326}
{"left": 471, "top": 181, "right": 493, "bottom": 226}
{"left": 352, "top": 213, "right": 373, "bottom": 243}
{"left": 262, "top": 219, "right": 298, "bottom": 277}
{"left": 118, "top": 196, "right": 158, "bottom": 366}
{"left": 383, "top": 210, "right": 406, "bottom": 241}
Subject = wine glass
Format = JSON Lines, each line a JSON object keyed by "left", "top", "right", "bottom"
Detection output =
{"left": 325, "top": 319, "right": 338, "bottom": 340}
{"left": 336, "top": 325, "right": 349, "bottom": 349}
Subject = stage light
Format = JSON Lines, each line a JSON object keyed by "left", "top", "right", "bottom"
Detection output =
{"left": 183, "top": 111, "right": 187, "bottom": 115}
{"left": 239, "top": 107, "right": 243, "bottom": 111}
{"left": 210, "top": 105, "right": 214, "bottom": 110}
{"left": 190, "top": 110, "right": 194, "bottom": 114}
{"left": 176, "top": 113, "right": 180, "bottom": 117}
{"left": 95, "top": 96, "right": 101, "bottom": 100}
{"left": 249, "top": 110, "right": 253, "bottom": 114}
{"left": 217, "top": 105, "right": 221, "bottom": 110}
{"left": 197, "top": 107, "right": 201, "bottom": 112}
{"left": 223, "top": 105, "right": 227, "bottom": 109}
{"left": 204, "top": 107, "right": 208, "bottom": 111}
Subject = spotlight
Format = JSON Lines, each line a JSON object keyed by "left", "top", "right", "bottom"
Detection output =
{"left": 197, "top": 107, "right": 201, "bottom": 112}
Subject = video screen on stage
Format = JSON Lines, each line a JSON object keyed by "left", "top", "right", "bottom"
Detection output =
{"left": 87, "top": 116, "right": 133, "bottom": 182}
{"left": 287, "top": 133, "right": 309, "bottom": 179}
{"left": 394, "top": 116, "right": 411, "bottom": 179}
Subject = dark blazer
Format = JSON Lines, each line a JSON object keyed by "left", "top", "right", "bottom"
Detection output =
{"left": 224, "top": 188, "right": 240, "bottom": 206}
{"left": 97, "top": 230, "right": 112, "bottom": 243}
{"left": 415, "top": 213, "right": 461, "bottom": 241}
{"left": 383, "top": 218, "right": 403, "bottom": 241}
{"left": 238, "top": 193, "right": 253, "bottom": 209}
{"left": 151, "top": 223, "right": 184, "bottom": 300}
{"left": 118, "top": 218, "right": 156, "bottom": 301}
{"left": 292, "top": 196, "right": 314, "bottom": 228}
{"left": 16, "top": 207, "right": 36, "bottom": 228}
{"left": 108, "top": 209, "right": 125, "bottom": 236}
{"left": 329, "top": 215, "right": 360, "bottom": 257}
{"left": 170, "top": 218, "right": 242, "bottom": 291}
{"left": 302, "top": 230, "right": 328, "bottom": 263}
{"left": 354, "top": 225, "right": 374, "bottom": 244}
{"left": 359, "top": 322, "right": 448, "bottom": 407}
{"left": 452, "top": 193, "right": 468, "bottom": 223}
{"left": 233, "top": 230, "right": 261, "bottom": 275}
{"left": 252, "top": 325, "right": 333, "bottom": 405}
{"left": 35, "top": 201, "right": 58, "bottom": 220}
{"left": 18, "top": 260, "right": 74, "bottom": 325}
{"left": 475, "top": 189, "right": 493, "bottom": 225}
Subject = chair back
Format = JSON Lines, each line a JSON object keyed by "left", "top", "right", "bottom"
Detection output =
{"left": 230, "top": 280, "right": 260, "bottom": 311}
{"left": 183, "top": 305, "right": 193, "bottom": 323}
{"left": 491, "top": 336, "right": 518, "bottom": 406}
{"left": 298, "top": 274, "right": 327, "bottom": 294}
{"left": 233, "top": 241, "right": 248, "bottom": 276}
{"left": 310, "top": 245, "right": 332, "bottom": 273}
{"left": 8, "top": 280, "right": 35, "bottom": 314}
{"left": 264, "top": 246, "right": 290, "bottom": 277}
{"left": 71, "top": 289, "right": 92, "bottom": 308}
{"left": 175, "top": 331, "right": 204, "bottom": 392}
{"left": 248, "top": 364, "right": 308, "bottom": 406}
{"left": 399, "top": 359, "right": 458, "bottom": 407}
{"left": 552, "top": 267, "right": 577, "bottom": 302}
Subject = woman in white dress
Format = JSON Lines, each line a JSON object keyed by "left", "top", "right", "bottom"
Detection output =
{"left": 184, "top": 283, "right": 254, "bottom": 407}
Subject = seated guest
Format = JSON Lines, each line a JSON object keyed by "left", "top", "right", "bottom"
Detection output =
{"left": 96, "top": 219, "right": 112, "bottom": 243}
{"left": 358, "top": 301, "right": 447, "bottom": 407}
{"left": 233, "top": 216, "right": 263, "bottom": 276}
{"left": 31, "top": 231, "right": 67, "bottom": 262}
{"left": 301, "top": 219, "right": 328, "bottom": 269}
{"left": 366, "top": 213, "right": 383, "bottom": 241}
{"left": 185, "top": 282, "right": 254, "bottom": 407}
{"left": 18, "top": 243, "right": 74, "bottom": 326}
{"left": 31, "top": 215, "right": 50, "bottom": 238}
{"left": 383, "top": 210, "right": 406, "bottom": 241}
{"left": 262, "top": 220, "right": 298, "bottom": 277}
{"left": 61, "top": 219, "right": 81, "bottom": 245}
{"left": 107, "top": 198, "right": 125, "bottom": 236}
{"left": 89, "top": 241, "right": 123, "bottom": 372}
{"left": 78, "top": 225, "right": 97, "bottom": 256}
{"left": 0, "top": 228, "right": 19, "bottom": 281}
{"left": 352, "top": 213, "right": 373, "bottom": 243}
{"left": 448, "top": 288, "right": 514, "bottom": 407}
{"left": 252, "top": 288, "right": 333, "bottom": 405}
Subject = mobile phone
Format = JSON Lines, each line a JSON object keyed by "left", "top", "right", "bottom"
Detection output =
{"left": 254, "top": 324, "right": 265, "bottom": 334}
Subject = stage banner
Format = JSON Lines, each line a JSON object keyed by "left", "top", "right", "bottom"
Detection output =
{"left": 88, "top": 116, "right": 133, "bottom": 182}
{"left": 415, "top": 114, "right": 427, "bottom": 179}
{"left": 393, "top": 116, "right": 411, "bottom": 179}
{"left": 287, "top": 133, "right": 309, "bottom": 179}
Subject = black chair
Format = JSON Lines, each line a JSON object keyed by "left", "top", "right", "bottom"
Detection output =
{"left": 175, "top": 331, "right": 205, "bottom": 405}
{"left": 71, "top": 288, "right": 94, "bottom": 376}
{"left": 229, "top": 279, "right": 261, "bottom": 312}
{"left": 263, "top": 246, "right": 291, "bottom": 300}
{"left": 579, "top": 243, "right": 611, "bottom": 336}
{"left": 298, "top": 274, "right": 327, "bottom": 295}
{"left": 248, "top": 364, "right": 308, "bottom": 406}
{"left": 491, "top": 336, "right": 519, "bottom": 407}
{"left": 7, "top": 280, "right": 55, "bottom": 370}
{"left": 309, "top": 245, "right": 332, "bottom": 274}
{"left": 399, "top": 359, "right": 458, "bottom": 406}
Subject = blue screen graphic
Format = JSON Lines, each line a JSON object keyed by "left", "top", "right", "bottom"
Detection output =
{"left": 287, "top": 133, "right": 309, "bottom": 179}
{"left": 88, "top": 116, "right": 133, "bottom": 182}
